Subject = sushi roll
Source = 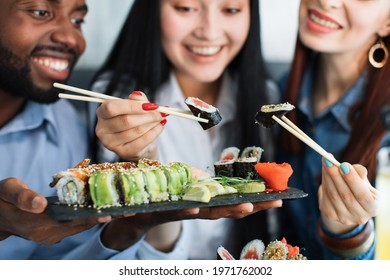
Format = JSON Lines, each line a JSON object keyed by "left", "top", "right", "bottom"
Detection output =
{"left": 234, "top": 146, "right": 264, "bottom": 179}
{"left": 185, "top": 97, "right": 222, "bottom": 130}
{"left": 143, "top": 167, "right": 170, "bottom": 202}
{"left": 255, "top": 102, "right": 295, "bottom": 128}
{"left": 50, "top": 169, "right": 90, "bottom": 205}
{"left": 219, "top": 147, "right": 240, "bottom": 161}
{"left": 89, "top": 170, "right": 121, "bottom": 208}
{"left": 119, "top": 169, "right": 149, "bottom": 206}
{"left": 241, "top": 146, "right": 264, "bottom": 161}
{"left": 214, "top": 159, "right": 235, "bottom": 177}
{"left": 233, "top": 157, "right": 261, "bottom": 179}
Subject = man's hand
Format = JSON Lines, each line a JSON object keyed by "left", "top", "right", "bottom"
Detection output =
{"left": 0, "top": 178, "right": 110, "bottom": 245}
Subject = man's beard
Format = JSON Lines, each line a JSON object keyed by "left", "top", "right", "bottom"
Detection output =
{"left": 0, "top": 42, "right": 61, "bottom": 104}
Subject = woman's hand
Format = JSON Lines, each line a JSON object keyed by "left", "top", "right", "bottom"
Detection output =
{"left": 95, "top": 91, "right": 166, "bottom": 161}
{"left": 318, "top": 159, "right": 378, "bottom": 234}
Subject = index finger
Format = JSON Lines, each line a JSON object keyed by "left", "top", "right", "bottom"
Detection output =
{"left": 96, "top": 97, "right": 153, "bottom": 119}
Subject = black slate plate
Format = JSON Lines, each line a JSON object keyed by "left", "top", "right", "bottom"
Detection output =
{"left": 46, "top": 187, "right": 307, "bottom": 222}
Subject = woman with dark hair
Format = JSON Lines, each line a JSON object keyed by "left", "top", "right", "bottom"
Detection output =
{"left": 90, "top": 0, "right": 280, "bottom": 259}
{"left": 276, "top": 0, "right": 390, "bottom": 259}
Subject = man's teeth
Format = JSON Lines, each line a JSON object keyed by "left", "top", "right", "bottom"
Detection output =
{"left": 189, "top": 46, "right": 221, "bottom": 55}
{"left": 310, "top": 13, "right": 339, "bottom": 29}
{"left": 33, "top": 57, "right": 69, "bottom": 71}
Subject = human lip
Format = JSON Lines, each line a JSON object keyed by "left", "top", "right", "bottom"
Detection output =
{"left": 308, "top": 9, "right": 341, "bottom": 30}
{"left": 186, "top": 46, "right": 222, "bottom": 56}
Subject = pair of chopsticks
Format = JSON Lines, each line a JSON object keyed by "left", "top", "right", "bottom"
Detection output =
{"left": 273, "top": 115, "right": 378, "bottom": 198}
{"left": 53, "top": 83, "right": 209, "bottom": 123}
{"left": 271, "top": 115, "right": 341, "bottom": 167}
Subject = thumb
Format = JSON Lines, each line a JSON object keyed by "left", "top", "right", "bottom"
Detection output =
{"left": 127, "top": 90, "right": 148, "bottom": 101}
{"left": 0, "top": 178, "right": 47, "bottom": 213}
{"left": 352, "top": 164, "right": 368, "bottom": 180}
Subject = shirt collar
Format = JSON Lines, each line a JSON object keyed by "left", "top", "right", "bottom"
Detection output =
{"left": 0, "top": 101, "right": 58, "bottom": 142}
{"left": 157, "top": 72, "right": 236, "bottom": 124}
{"left": 299, "top": 58, "right": 367, "bottom": 131}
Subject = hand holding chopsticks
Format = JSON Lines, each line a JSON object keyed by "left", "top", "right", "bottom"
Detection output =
{"left": 54, "top": 82, "right": 209, "bottom": 124}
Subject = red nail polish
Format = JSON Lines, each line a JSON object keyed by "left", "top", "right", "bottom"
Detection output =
{"left": 131, "top": 91, "right": 143, "bottom": 96}
{"left": 142, "top": 103, "right": 159, "bottom": 111}
{"left": 160, "top": 119, "right": 167, "bottom": 126}
{"left": 160, "top": 112, "right": 169, "bottom": 117}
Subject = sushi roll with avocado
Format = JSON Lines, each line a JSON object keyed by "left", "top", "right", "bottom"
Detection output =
{"left": 119, "top": 169, "right": 149, "bottom": 206}
{"left": 255, "top": 102, "right": 295, "bottom": 128}
{"left": 185, "top": 97, "right": 222, "bottom": 130}
{"left": 89, "top": 170, "right": 121, "bottom": 208}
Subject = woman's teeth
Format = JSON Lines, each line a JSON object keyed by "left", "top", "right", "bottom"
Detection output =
{"left": 33, "top": 57, "right": 69, "bottom": 72}
{"left": 310, "top": 13, "right": 339, "bottom": 29}
{"left": 189, "top": 46, "right": 221, "bottom": 55}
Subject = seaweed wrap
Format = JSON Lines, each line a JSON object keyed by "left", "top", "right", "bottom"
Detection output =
{"left": 255, "top": 102, "right": 295, "bottom": 128}
{"left": 185, "top": 97, "right": 222, "bottom": 130}
{"left": 233, "top": 146, "right": 264, "bottom": 179}
{"left": 214, "top": 159, "right": 235, "bottom": 177}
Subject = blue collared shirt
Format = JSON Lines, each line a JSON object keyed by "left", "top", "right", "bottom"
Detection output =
{"left": 0, "top": 100, "right": 144, "bottom": 259}
{"left": 277, "top": 61, "right": 388, "bottom": 259}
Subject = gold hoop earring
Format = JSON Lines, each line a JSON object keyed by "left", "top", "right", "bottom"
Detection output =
{"left": 368, "top": 38, "right": 389, "bottom": 69}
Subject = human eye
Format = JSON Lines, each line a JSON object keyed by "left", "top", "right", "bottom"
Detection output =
{"left": 30, "top": 9, "right": 50, "bottom": 19}
{"left": 225, "top": 7, "right": 241, "bottom": 14}
{"left": 174, "top": 6, "right": 197, "bottom": 12}
{"left": 71, "top": 17, "right": 85, "bottom": 27}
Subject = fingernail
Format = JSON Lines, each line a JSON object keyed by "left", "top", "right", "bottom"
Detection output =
{"left": 160, "top": 112, "right": 169, "bottom": 117}
{"left": 324, "top": 158, "right": 333, "bottom": 167}
{"left": 32, "top": 196, "right": 43, "bottom": 209}
{"left": 340, "top": 162, "right": 350, "bottom": 174}
{"left": 160, "top": 119, "right": 167, "bottom": 126}
{"left": 142, "top": 103, "right": 159, "bottom": 111}
{"left": 131, "top": 91, "right": 143, "bottom": 96}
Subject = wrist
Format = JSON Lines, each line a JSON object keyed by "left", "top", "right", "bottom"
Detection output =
{"left": 101, "top": 220, "right": 146, "bottom": 251}
{"left": 317, "top": 218, "right": 375, "bottom": 258}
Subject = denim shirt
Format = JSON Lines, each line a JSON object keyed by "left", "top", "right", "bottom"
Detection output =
{"left": 276, "top": 62, "right": 387, "bottom": 259}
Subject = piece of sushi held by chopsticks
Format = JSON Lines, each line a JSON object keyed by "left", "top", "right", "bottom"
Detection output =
{"left": 185, "top": 97, "right": 222, "bottom": 130}
{"left": 255, "top": 102, "right": 295, "bottom": 128}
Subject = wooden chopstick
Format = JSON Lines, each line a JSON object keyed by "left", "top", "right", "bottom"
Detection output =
{"left": 272, "top": 115, "right": 340, "bottom": 166}
{"left": 280, "top": 116, "right": 341, "bottom": 166}
{"left": 54, "top": 83, "right": 209, "bottom": 123}
{"left": 274, "top": 115, "right": 378, "bottom": 198}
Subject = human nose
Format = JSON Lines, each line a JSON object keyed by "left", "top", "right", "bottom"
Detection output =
{"left": 318, "top": 0, "right": 342, "bottom": 9}
{"left": 193, "top": 10, "right": 221, "bottom": 40}
{"left": 50, "top": 19, "right": 85, "bottom": 52}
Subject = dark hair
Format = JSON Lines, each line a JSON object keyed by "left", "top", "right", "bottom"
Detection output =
{"left": 92, "top": 0, "right": 270, "bottom": 153}
{"left": 283, "top": 36, "right": 390, "bottom": 181}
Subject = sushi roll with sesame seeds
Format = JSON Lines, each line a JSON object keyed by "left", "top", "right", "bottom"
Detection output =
{"left": 255, "top": 102, "right": 295, "bottom": 128}
{"left": 89, "top": 170, "right": 121, "bottom": 208}
{"left": 185, "top": 97, "right": 222, "bottom": 130}
{"left": 119, "top": 169, "right": 149, "bottom": 205}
